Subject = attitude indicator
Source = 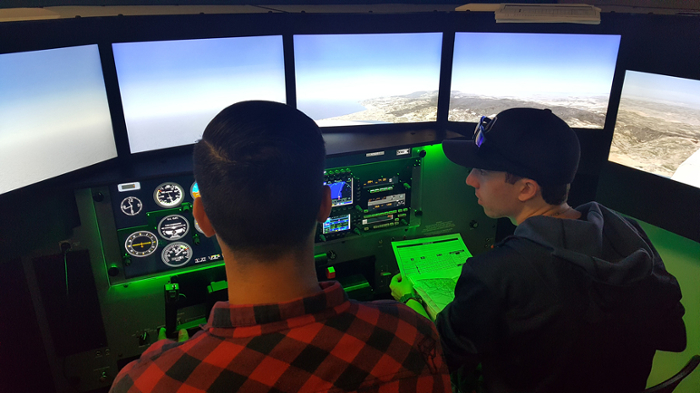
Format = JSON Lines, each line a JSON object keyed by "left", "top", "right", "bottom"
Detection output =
{"left": 158, "top": 214, "right": 189, "bottom": 241}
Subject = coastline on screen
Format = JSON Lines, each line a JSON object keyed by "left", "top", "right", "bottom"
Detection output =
{"left": 294, "top": 33, "right": 443, "bottom": 127}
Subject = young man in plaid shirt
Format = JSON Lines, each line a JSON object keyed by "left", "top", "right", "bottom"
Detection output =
{"left": 110, "top": 101, "right": 451, "bottom": 393}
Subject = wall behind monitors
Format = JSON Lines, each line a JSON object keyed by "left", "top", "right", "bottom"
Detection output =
{"left": 449, "top": 33, "right": 620, "bottom": 128}
{"left": 0, "top": 45, "right": 117, "bottom": 195}
{"left": 609, "top": 71, "right": 700, "bottom": 189}
{"left": 113, "top": 35, "right": 286, "bottom": 154}
{"left": 294, "top": 33, "right": 443, "bottom": 127}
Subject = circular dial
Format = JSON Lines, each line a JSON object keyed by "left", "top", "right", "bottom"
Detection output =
{"left": 153, "top": 182, "right": 184, "bottom": 208}
{"left": 125, "top": 231, "right": 158, "bottom": 258}
{"left": 120, "top": 196, "right": 143, "bottom": 216}
{"left": 194, "top": 220, "right": 204, "bottom": 234}
{"left": 158, "top": 214, "right": 190, "bottom": 241}
{"left": 161, "top": 242, "right": 193, "bottom": 267}
{"left": 190, "top": 181, "right": 200, "bottom": 199}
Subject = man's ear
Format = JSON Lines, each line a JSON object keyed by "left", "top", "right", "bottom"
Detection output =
{"left": 193, "top": 197, "right": 216, "bottom": 238}
{"left": 317, "top": 185, "right": 332, "bottom": 223}
{"left": 517, "top": 178, "right": 540, "bottom": 202}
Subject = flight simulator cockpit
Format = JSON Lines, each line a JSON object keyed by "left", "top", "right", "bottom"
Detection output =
{"left": 1, "top": 5, "right": 699, "bottom": 393}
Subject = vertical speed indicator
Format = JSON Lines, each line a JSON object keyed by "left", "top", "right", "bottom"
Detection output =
{"left": 154, "top": 182, "right": 184, "bottom": 208}
{"left": 161, "top": 242, "right": 193, "bottom": 267}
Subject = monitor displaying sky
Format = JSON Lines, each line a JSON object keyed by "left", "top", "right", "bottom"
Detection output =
{"left": 0, "top": 45, "right": 117, "bottom": 195}
{"left": 609, "top": 71, "right": 700, "bottom": 189}
{"left": 449, "top": 33, "right": 620, "bottom": 128}
{"left": 113, "top": 35, "right": 286, "bottom": 153}
{"left": 294, "top": 33, "right": 443, "bottom": 127}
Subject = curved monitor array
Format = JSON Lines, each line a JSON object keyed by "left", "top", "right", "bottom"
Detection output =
{"left": 2, "top": 31, "right": 698, "bottom": 195}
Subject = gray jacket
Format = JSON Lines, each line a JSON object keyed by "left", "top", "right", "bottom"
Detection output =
{"left": 437, "top": 202, "right": 686, "bottom": 393}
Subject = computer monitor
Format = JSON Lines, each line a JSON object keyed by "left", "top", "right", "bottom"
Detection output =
{"left": 113, "top": 35, "right": 286, "bottom": 154}
{"left": 449, "top": 32, "right": 620, "bottom": 128}
{"left": 0, "top": 45, "right": 117, "bottom": 195}
{"left": 609, "top": 70, "right": 700, "bottom": 189}
{"left": 294, "top": 33, "right": 443, "bottom": 127}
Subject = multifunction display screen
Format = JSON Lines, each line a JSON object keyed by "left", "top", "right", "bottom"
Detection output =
{"left": 325, "top": 177, "right": 354, "bottom": 207}
{"left": 323, "top": 215, "right": 351, "bottom": 234}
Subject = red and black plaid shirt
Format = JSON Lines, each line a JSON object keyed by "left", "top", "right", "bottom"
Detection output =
{"left": 110, "top": 281, "right": 450, "bottom": 392}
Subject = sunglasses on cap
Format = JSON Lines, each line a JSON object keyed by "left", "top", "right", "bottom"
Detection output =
{"left": 474, "top": 116, "right": 496, "bottom": 147}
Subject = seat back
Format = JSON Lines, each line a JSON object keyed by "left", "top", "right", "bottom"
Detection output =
{"left": 642, "top": 355, "right": 700, "bottom": 393}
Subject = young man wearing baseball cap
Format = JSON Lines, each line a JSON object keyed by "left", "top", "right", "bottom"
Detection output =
{"left": 391, "top": 108, "right": 686, "bottom": 393}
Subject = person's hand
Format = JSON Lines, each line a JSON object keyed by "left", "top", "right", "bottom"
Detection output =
{"left": 157, "top": 327, "right": 189, "bottom": 342}
{"left": 390, "top": 273, "right": 415, "bottom": 301}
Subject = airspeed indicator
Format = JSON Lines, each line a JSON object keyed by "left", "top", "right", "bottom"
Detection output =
{"left": 154, "top": 182, "right": 184, "bottom": 208}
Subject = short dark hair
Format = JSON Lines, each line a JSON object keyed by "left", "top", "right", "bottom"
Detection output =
{"left": 193, "top": 101, "right": 326, "bottom": 259}
{"left": 504, "top": 172, "right": 570, "bottom": 206}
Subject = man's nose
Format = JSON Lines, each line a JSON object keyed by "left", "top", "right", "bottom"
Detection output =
{"left": 466, "top": 168, "right": 478, "bottom": 188}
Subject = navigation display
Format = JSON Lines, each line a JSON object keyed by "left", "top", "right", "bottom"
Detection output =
{"left": 449, "top": 33, "right": 620, "bottom": 128}
{"left": 295, "top": 33, "right": 443, "bottom": 127}
{"left": 609, "top": 71, "right": 700, "bottom": 189}
{"left": 0, "top": 45, "right": 117, "bottom": 195}
{"left": 325, "top": 177, "right": 353, "bottom": 207}
{"left": 113, "top": 36, "right": 286, "bottom": 153}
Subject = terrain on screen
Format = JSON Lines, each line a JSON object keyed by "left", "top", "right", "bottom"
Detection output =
{"left": 609, "top": 71, "right": 700, "bottom": 188}
{"left": 609, "top": 98, "right": 700, "bottom": 181}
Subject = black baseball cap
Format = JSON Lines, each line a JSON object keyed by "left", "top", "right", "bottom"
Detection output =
{"left": 442, "top": 108, "right": 581, "bottom": 186}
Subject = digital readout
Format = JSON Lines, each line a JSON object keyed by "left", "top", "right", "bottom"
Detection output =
{"left": 323, "top": 214, "right": 351, "bottom": 234}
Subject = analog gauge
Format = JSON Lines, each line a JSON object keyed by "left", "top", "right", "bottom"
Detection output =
{"left": 161, "top": 242, "right": 193, "bottom": 268}
{"left": 153, "top": 182, "right": 184, "bottom": 208}
{"left": 158, "top": 214, "right": 189, "bottom": 241}
{"left": 125, "top": 231, "right": 158, "bottom": 258}
{"left": 120, "top": 196, "right": 143, "bottom": 216}
{"left": 190, "top": 181, "right": 200, "bottom": 199}
{"left": 194, "top": 220, "right": 204, "bottom": 234}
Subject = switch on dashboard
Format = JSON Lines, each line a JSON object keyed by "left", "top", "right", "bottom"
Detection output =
{"left": 138, "top": 331, "right": 149, "bottom": 346}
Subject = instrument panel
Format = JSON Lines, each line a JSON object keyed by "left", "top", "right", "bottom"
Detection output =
{"left": 108, "top": 175, "right": 222, "bottom": 281}
{"left": 95, "top": 149, "right": 425, "bottom": 284}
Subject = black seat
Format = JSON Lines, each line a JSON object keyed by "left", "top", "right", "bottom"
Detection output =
{"left": 642, "top": 355, "right": 700, "bottom": 393}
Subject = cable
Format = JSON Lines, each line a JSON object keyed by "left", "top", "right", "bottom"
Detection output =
{"left": 61, "top": 243, "right": 71, "bottom": 299}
